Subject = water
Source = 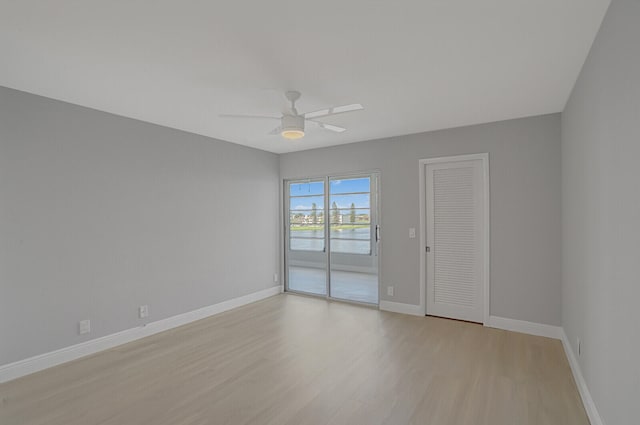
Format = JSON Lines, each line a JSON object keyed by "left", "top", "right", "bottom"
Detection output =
{"left": 290, "top": 228, "right": 372, "bottom": 254}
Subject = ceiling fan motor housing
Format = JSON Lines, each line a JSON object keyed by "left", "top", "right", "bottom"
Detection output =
{"left": 282, "top": 114, "right": 305, "bottom": 133}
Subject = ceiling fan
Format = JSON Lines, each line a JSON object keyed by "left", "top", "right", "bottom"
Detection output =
{"left": 219, "top": 91, "right": 364, "bottom": 140}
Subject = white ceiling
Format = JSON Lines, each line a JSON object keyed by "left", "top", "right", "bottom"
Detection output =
{"left": 0, "top": 0, "right": 610, "bottom": 154}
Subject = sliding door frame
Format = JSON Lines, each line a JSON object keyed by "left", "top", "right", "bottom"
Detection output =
{"left": 284, "top": 170, "right": 381, "bottom": 307}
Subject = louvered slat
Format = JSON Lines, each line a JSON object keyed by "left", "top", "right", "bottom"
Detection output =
{"left": 433, "top": 166, "right": 477, "bottom": 308}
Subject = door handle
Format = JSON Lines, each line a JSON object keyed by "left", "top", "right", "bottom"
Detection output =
{"left": 375, "top": 225, "right": 380, "bottom": 242}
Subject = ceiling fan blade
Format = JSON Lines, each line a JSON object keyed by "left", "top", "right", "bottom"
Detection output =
{"left": 219, "top": 114, "right": 280, "bottom": 120}
{"left": 308, "top": 120, "right": 347, "bottom": 133}
{"left": 268, "top": 126, "right": 282, "bottom": 135}
{"left": 302, "top": 103, "right": 363, "bottom": 120}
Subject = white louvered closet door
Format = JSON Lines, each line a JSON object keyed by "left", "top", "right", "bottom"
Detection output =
{"left": 426, "top": 158, "right": 486, "bottom": 323}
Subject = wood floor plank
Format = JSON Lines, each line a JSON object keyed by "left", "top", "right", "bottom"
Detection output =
{"left": 0, "top": 294, "right": 588, "bottom": 425}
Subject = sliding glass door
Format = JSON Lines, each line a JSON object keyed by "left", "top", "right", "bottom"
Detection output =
{"left": 286, "top": 179, "right": 327, "bottom": 296}
{"left": 285, "top": 173, "right": 379, "bottom": 305}
{"left": 328, "top": 176, "right": 378, "bottom": 303}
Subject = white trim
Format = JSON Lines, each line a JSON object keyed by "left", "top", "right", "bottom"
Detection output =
{"left": 482, "top": 155, "right": 490, "bottom": 325}
{"left": 561, "top": 329, "right": 604, "bottom": 425}
{"left": 379, "top": 301, "right": 424, "bottom": 316}
{"left": 0, "top": 286, "right": 282, "bottom": 384}
{"left": 419, "top": 153, "right": 490, "bottom": 324}
{"left": 418, "top": 160, "right": 427, "bottom": 316}
{"left": 485, "top": 315, "right": 562, "bottom": 339}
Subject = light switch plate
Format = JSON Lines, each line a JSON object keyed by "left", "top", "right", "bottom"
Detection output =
{"left": 409, "top": 228, "right": 416, "bottom": 239}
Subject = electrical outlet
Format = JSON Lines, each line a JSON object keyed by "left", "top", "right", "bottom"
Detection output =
{"left": 577, "top": 337, "right": 581, "bottom": 357}
{"left": 273, "top": 273, "right": 278, "bottom": 283}
{"left": 139, "top": 305, "right": 149, "bottom": 319}
{"left": 387, "top": 286, "right": 394, "bottom": 296}
{"left": 79, "top": 319, "right": 91, "bottom": 335}
{"left": 409, "top": 228, "right": 416, "bottom": 239}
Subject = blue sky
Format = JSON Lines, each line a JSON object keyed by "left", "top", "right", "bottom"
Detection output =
{"left": 290, "top": 178, "right": 371, "bottom": 210}
{"left": 329, "top": 178, "right": 369, "bottom": 194}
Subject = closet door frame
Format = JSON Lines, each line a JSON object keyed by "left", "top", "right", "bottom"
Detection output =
{"left": 418, "top": 153, "right": 490, "bottom": 324}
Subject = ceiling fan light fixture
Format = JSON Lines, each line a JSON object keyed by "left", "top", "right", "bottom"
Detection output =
{"left": 281, "top": 129, "right": 305, "bottom": 140}
{"left": 281, "top": 114, "right": 305, "bottom": 140}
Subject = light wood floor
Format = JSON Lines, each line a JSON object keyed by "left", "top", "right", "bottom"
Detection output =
{"left": 0, "top": 294, "right": 587, "bottom": 425}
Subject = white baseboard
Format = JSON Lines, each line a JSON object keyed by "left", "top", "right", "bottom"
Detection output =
{"left": 561, "top": 329, "right": 604, "bottom": 425}
{"left": 379, "top": 301, "right": 424, "bottom": 316}
{"left": 485, "top": 315, "right": 563, "bottom": 339}
{"left": 0, "top": 286, "right": 282, "bottom": 384}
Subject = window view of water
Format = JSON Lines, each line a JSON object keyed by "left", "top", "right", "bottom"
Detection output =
{"left": 290, "top": 228, "right": 371, "bottom": 254}
{"left": 289, "top": 177, "right": 373, "bottom": 255}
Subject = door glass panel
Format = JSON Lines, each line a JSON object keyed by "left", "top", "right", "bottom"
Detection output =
{"left": 286, "top": 180, "right": 327, "bottom": 296}
{"left": 329, "top": 176, "right": 379, "bottom": 304}
{"left": 329, "top": 177, "right": 370, "bottom": 195}
{"left": 290, "top": 181, "right": 324, "bottom": 196}
{"left": 289, "top": 195, "right": 325, "bottom": 211}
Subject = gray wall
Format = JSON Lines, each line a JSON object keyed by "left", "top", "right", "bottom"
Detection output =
{"left": 280, "top": 114, "right": 562, "bottom": 325}
{"left": 561, "top": 0, "right": 640, "bottom": 423}
{"left": 0, "top": 87, "right": 280, "bottom": 365}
